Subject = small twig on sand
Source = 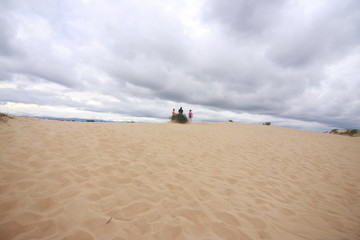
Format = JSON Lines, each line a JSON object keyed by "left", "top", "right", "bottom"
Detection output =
{"left": 106, "top": 217, "right": 113, "bottom": 224}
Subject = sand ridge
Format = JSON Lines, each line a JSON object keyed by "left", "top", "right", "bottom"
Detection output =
{"left": 0, "top": 116, "right": 359, "bottom": 239}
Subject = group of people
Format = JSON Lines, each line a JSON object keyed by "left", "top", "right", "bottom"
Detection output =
{"left": 172, "top": 107, "right": 193, "bottom": 121}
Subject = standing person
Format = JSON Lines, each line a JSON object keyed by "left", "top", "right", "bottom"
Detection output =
{"left": 188, "top": 110, "right": 193, "bottom": 122}
{"left": 178, "top": 107, "right": 183, "bottom": 114}
{"left": 172, "top": 108, "right": 176, "bottom": 115}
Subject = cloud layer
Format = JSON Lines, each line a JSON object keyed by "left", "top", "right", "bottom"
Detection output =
{"left": 1, "top": 0, "right": 359, "bottom": 130}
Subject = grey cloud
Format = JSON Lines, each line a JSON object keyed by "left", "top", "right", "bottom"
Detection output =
{"left": 193, "top": 0, "right": 360, "bottom": 129}
{"left": 0, "top": 1, "right": 81, "bottom": 88}
{"left": 267, "top": 1, "right": 360, "bottom": 68}
{"left": 203, "top": 0, "right": 360, "bottom": 68}
{"left": 0, "top": 86, "right": 64, "bottom": 107}
{"left": 0, "top": 16, "right": 16, "bottom": 56}
{"left": 0, "top": 4, "right": 22, "bottom": 58}
{"left": 202, "top": 0, "right": 286, "bottom": 35}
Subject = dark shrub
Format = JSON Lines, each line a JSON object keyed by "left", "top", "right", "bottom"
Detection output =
{"left": 170, "top": 114, "right": 188, "bottom": 124}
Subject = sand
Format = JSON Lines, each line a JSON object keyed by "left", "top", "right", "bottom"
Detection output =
{"left": 0, "top": 116, "right": 359, "bottom": 240}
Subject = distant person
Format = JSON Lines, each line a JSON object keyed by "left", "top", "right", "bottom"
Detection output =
{"left": 188, "top": 110, "right": 193, "bottom": 122}
{"left": 172, "top": 108, "right": 176, "bottom": 115}
{"left": 178, "top": 107, "right": 183, "bottom": 114}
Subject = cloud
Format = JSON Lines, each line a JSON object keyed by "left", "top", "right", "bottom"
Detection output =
{"left": 202, "top": 0, "right": 286, "bottom": 36}
{"left": 197, "top": 0, "right": 360, "bottom": 127}
{"left": 0, "top": 0, "right": 359, "bottom": 130}
{"left": 267, "top": 0, "right": 360, "bottom": 68}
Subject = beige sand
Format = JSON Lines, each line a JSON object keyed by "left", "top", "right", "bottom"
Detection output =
{"left": 0, "top": 116, "right": 359, "bottom": 240}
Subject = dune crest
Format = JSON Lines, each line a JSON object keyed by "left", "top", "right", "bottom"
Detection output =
{"left": 1, "top": 116, "right": 359, "bottom": 239}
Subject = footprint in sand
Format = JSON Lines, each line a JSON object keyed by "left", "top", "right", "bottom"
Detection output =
{"left": 215, "top": 212, "right": 240, "bottom": 226}
{"left": 63, "top": 230, "right": 95, "bottom": 240}
{"left": 15, "top": 212, "right": 43, "bottom": 224}
{"left": 211, "top": 222, "right": 251, "bottom": 240}
{"left": 176, "top": 208, "right": 206, "bottom": 226}
{"left": 279, "top": 207, "right": 296, "bottom": 216}
{"left": 30, "top": 197, "right": 56, "bottom": 212}
{"left": 240, "top": 214, "right": 268, "bottom": 230}
{"left": 119, "top": 201, "right": 151, "bottom": 219}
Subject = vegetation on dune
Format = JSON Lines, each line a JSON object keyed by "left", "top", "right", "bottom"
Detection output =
{"left": 263, "top": 122, "right": 271, "bottom": 125}
{"left": 329, "top": 129, "right": 359, "bottom": 137}
{"left": 0, "top": 113, "right": 13, "bottom": 123}
{"left": 346, "top": 129, "right": 359, "bottom": 136}
{"left": 170, "top": 113, "right": 188, "bottom": 124}
{"left": 330, "top": 129, "right": 339, "bottom": 134}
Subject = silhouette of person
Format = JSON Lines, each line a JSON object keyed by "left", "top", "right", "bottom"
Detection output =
{"left": 178, "top": 107, "right": 183, "bottom": 114}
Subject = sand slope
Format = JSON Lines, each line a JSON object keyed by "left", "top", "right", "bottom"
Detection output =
{"left": 0, "top": 116, "right": 359, "bottom": 240}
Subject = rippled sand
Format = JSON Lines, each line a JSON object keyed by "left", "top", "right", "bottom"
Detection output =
{"left": 0, "top": 116, "right": 359, "bottom": 239}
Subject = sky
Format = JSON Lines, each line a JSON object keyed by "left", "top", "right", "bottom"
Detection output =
{"left": 1, "top": 0, "right": 360, "bottom": 131}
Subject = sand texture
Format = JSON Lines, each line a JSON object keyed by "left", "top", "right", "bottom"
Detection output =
{"left": 1, "top": 116, "right": 359, "bottom": 240}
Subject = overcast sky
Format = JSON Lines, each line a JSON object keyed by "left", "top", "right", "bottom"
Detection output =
{"left": 1, "top": 0, "right": 359, "bottom": 131}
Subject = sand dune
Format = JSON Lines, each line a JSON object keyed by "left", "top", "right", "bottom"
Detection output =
{"left": 0, "top": 116, "right": 359, "bottom": 240}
